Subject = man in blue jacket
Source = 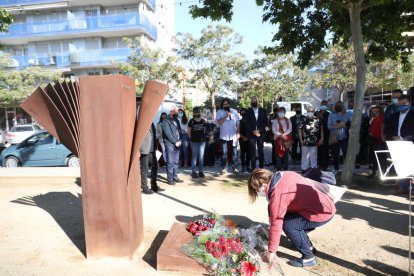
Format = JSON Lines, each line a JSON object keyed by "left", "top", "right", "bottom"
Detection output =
{"left": 161, "top": 105, "right": 183, "bottom": 185}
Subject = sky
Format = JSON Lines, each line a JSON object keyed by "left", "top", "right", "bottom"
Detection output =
{"left": 174, "top": 0, "right": 277, "bottom": 60}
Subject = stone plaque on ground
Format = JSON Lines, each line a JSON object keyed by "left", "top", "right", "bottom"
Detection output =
{"left": 157, "top": 222, "right": 206, "bottom": 273}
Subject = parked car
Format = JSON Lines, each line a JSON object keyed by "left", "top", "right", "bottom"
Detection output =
{"left": 6, "top": 124, "right": 42, "bottom": 145}
{"left": 277, "top": 101, "right": 313, "bottom": 118}
{"left": 1, "top": 130, "right": 79, "bottom": 167}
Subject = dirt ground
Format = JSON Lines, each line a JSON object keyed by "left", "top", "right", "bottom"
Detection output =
{"left": 0, "top": 169, "right": 410, "bottom": 276}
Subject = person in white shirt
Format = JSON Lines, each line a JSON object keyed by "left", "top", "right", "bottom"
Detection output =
{"left": 271, "top": 107, "right": 292, "bottom": 171}
{"left": 216, "top": 98, "right": 240, "bottom": 174}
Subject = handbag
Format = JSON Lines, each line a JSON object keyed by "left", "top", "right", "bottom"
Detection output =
{"left": 275, "top": 118, "right": 293, "bottom": 157}
{"left": 328, "top": 132, "right": 338, "bottom": 145}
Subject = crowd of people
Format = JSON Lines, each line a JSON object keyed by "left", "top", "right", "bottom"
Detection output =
{"left": 136, "top": 89, "right": 414, "bottom": 267}
{"left": 139, "top": 88, "right": 414, "bottom": 195}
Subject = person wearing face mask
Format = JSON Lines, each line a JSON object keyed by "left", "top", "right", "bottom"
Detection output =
{"left": 382, "top": 89, "right": 403, "bottom": 142}
{"left": 298, "top": 106, "right": 323, "bottom": 172}
{"left": 177, "top": 108, "right": 190, "bottom": 167}
{"left": 268, "top": 104, "right": 279, "bottom": 167}
{"left": 243, "top": 96, "right": 269, "bottom": 170}
{"left": 271, "top": 107, "right": 293, "bottom": 171}
{"left": 315, "top": 100, "right": 331, "bottom": 171}
{"left": 216, "top": 98, "right": 240, "bottom": 174}
{"left": 188, "top": 107, "right": 207, "bottom": 178}
{"left": 290, "top": 107, "right": 305, "bottom": 164}
{"left": 327, "top": 101, "right": 352, "bottom": 175}
{"left": 247, "top": 169, "right": 336, "bottom": 268}
{"left": 385, "top": 95, "right": 414, "bottom": 195}
{"left": 367, "top": 106, "right": 385, "bottom": 178}
{"left": 161, "top": 106, "right": 184, "bottom": 185}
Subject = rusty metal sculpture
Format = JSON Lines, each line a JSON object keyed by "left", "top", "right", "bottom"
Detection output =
{"left": 20, "top": 75, "right": 168, "bottom": 259}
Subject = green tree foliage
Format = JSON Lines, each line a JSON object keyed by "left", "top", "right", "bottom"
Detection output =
{"left": 243, "top": 48, "right": 309, "bottom": 110}
{"left": 189, "top": 0, "right": 414, "bottom": 185}
{"left": 174, "top": 25, "right": 248, "bottom": 118}
{"left": 116, "top": 38, "right": 181, "bottom": 94}
{"left": 0, "top": 9, "right": 13, "bottom": 33}
{"left": 369, "top": 55, "right": 414, "bottom": 92}
{"left": 0, "top": 56, "right": 61, "bottom": 107}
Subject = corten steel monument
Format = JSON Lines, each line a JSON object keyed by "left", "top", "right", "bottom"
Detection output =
{"left": 20, "top": 75, "right": 168, "bottom": 259}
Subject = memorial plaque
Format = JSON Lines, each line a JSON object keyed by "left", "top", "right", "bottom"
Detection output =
{"left": 157, "top": 223, "right": 207, "bottom": 273}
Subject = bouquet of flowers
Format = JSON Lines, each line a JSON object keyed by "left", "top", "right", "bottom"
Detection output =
{"left": 182, "top": 213, "right": 284, "bottom": 275}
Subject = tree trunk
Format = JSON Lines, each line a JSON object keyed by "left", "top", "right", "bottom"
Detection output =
{"left": 341, "top": 1, "right": 367, "bottom": 186}
{"left": 211, "top": 91, "right": 216, "bottom": 119}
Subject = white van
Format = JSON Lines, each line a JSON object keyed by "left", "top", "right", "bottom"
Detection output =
{"left": 276, "top": 101, "right": 312, "bottom": 118}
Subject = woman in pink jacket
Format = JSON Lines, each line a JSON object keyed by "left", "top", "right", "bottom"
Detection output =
{"left": 248, "top": 169, "right": 336, "bottom": 267}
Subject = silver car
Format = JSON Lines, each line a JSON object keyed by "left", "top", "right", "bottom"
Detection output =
{"left": 6, "top": 124, "right": 42, "bottom": 145}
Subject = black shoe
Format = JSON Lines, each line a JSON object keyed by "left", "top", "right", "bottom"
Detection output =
{"left": 199, "top": 172, "right": 205, "bottom": 178}
{"left": 174, "top": 178, "right": 184, "bottom": 183}
{"left": 151, "top": 185, "right": 165, "bottom": 192}
{"left": 167, "top": 181, "right": 175, "bottom": 185}
{"left": 142, "top": 188, "right": 154, "bottom": 194}
{"left": 191, "top": 171, "right": 199, "bottom": 178}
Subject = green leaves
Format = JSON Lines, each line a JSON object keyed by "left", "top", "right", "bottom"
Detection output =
{"left": 116, "top": 37, "right": 180, "bottom": 94}
{"left": 0, "top": 56, "right": 61, "bottom": 107}
{"left": 189, "top": 0, "right": 234, "bottom": 22}
{"left": 174, "top": 25, "right": 247, "bottom": 113}
{"left": 0, "top": 9, "right": 13, "bottom": 33}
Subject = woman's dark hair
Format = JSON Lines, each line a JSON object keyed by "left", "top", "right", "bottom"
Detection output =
{"left": 398, "top": 94, "right": 411, "bottom": 103}
{"left": 220, "top": 98, "right": 231, "bottom": 108}
{"left": 278, "top": 107, "right": 286, "bottom": 113}
{"left": 239, "top": 107, "right": 247, "bottom": 113}
{"left": 159, "top": 112, "right": 167, "bottom": 122}
{"left": 178, "top": 108, "right": 188, "bottom": 124}
{"left": 371, "top": 105, "right": 384, "bottom": 115}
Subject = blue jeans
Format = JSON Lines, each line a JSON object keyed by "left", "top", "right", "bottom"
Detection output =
{"left": 221, "top": 139, "right": 238, "bottom": 170}
{"left": 165, "top": 143, "right": 180, "bottom": 182}
{"left": 191, "top": 141, "right": 206, "bottom": 173}
{"left": 181, "top": 133, "right": 190, "bottom": 165}
{"left": 283, "top": 213, "right": 331, "bottom": 258}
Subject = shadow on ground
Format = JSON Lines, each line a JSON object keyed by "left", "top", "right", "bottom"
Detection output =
{"left": 11, "top": 192, "right": 86, "bottom": 257}
{"left": 142, "top": 230, "right": 168, "bottom": 269}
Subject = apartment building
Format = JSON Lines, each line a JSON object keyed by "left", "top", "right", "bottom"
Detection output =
{"left": 0, "top": 0, "right": 175, "bottom": 130}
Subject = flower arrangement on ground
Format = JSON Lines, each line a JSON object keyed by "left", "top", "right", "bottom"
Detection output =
{"left": 182, "top": 213, "right": 284, "bottom": 276}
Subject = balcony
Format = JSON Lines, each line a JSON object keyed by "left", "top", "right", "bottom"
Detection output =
{"left": 0, "top": 0, "right": 62, "bottom": 7}
{"left": 0, "top": 12, "right": 157, "bottom": 43}
{"left": 8, "top": 48, "right": 132, "bottom": 69}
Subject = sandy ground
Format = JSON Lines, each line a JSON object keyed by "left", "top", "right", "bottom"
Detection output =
{"left": 0, "top": 167, "right": 410, "bottom": 276}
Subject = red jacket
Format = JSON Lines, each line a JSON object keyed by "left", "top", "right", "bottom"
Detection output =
{"left": 267, "top": 171, "right": 336, "bottom": 253}
{"left": 369, "top": 115, "right": 383, "bottom": 139}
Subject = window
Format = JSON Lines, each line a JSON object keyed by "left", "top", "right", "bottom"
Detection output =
{"left": 11, "top": 126, "right": 33, "bottom": 132}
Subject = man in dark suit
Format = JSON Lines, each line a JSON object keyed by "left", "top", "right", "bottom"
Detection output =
{"left": 140, "top": 124, "right": 155, "bottom": 194}
{"left": 161, "top": 105, "right": 183, "bottom": 185}
{"left": 244, "top": 96, "right": 268, "bottom": 170}
{"left": 385, "top": 94, "right": 414, "bottom": 194}
{"left": 290, "top": 108, "right": 305, "bottom": 163}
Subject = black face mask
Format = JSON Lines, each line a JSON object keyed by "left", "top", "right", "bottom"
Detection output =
{"left": 224, "top": 106, "right": 230, "bottom": 112}
{"left": 296, "top": 110, "right": 302, "bottom": 115}
{"left": 173, "top": 114, "right": 178, "bottom": 119}
{"left": 251, "top": 102, "right": 258, "bottom": 108}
